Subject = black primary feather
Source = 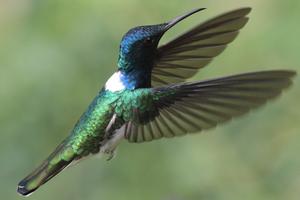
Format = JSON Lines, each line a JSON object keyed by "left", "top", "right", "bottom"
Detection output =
{"left": 125, "top": 70, "right": 296, "bottom": 143}
{"left": 152, "top": 7, "right": 251, "bottom": 86}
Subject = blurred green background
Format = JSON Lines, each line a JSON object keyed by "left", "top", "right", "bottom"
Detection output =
{"left": 1, "top": 0, "right": 299, "bottom": 200}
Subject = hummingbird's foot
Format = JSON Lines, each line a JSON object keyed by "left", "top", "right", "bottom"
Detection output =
{"left": 104, "top": 149, "right": 116, "bottom": 161}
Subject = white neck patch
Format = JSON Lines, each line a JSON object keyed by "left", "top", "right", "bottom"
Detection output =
{"left": 105, "top": 71, "right": 126, "bottom": 92}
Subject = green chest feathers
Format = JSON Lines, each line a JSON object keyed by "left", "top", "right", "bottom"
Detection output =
{"left": 114, "top": 89, "right": 156, "bottom": 122}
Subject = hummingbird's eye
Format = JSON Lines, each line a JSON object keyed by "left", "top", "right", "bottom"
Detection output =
{"left": 144, "top": 37, "right": 154, "bottom": 45}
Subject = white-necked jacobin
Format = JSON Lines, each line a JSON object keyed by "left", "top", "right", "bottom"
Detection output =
{"left": 17, "top": 7, "right": 296, "bottom": 196}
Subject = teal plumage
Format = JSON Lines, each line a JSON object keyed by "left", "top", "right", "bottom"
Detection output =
{"left": 68, "top": 90, "right": 120, "bottom": 153}
{"left": 18, "top": 7, "right": 296, "bottom": 196}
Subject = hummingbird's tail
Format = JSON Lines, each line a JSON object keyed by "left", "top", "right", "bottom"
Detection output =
{"left": 17, "top": 141, "right": 77, "bottom": 196}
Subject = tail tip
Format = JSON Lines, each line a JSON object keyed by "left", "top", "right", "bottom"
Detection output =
{"left": 17, "top": 180, "right": 36, "bottom": 197}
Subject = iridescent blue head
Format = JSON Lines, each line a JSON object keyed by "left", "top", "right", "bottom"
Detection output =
{"left": 118, "top": 24, "right": 166, "bottom": 71}
{"left": 118, "top": 8, "right": 205, "bottom": 73}
{"left": 114, "top": 8, "right": 205, "bottom": 89}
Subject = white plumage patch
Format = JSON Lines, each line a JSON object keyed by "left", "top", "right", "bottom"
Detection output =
{"left": 105, "top": 71, "right": 126, "bottom": 92}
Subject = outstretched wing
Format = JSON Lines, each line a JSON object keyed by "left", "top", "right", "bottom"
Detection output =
{"left": 124, "top": 70, "right": 295, "bottom": 143}
{"left": 152, "top": 8, "right": 251, "bottom": 86}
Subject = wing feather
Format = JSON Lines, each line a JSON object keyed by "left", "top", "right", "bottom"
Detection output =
{"left": 125, "top": 70, "right": 296, "bottom": 143}
{"left": 152, "top": 8, "right": 251, "bottom": 86}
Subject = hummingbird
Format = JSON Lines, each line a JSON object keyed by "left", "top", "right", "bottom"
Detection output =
{"left": 18, "top": 7, "right": 296, "bottom": 196}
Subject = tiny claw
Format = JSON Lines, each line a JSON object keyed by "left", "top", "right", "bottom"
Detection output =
{"left": 104, "top": 149, "right": 116, "bottom": 161}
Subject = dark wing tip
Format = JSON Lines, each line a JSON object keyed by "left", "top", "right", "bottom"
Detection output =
{"left": 217, "top": 7, "right": 251, "bottom": 19}
{"left": 234, "top": 7, "right": 252, "bottom": 15}
{"left": 240, "top": 7, "right": 252, "bottom": 12}
{"left": 269, "top": 70, "right": 297, "bottom": 78}
{"left": 286, "top": 70, "right": 297, "bottom": 77}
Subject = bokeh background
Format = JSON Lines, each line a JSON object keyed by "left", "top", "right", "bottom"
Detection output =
{"left": 1, "top": 0, "right": 299, "bottom": 200}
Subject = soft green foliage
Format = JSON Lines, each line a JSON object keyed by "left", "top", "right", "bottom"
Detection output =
{"left": 1, "top": 1, "right": 299, "bottom": 200}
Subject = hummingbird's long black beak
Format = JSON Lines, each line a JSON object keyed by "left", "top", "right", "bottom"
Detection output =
{"left": 164, "top": 8, "right": 206, "bottom": 32}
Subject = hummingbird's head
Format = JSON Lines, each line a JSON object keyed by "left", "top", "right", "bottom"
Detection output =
{"left": 118, "top": 8, "right": 205, "bottom": 72}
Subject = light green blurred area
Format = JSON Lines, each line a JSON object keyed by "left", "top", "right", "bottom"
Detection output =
{"left": 1, "top": 0, "right": 299, "bottom": 200}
